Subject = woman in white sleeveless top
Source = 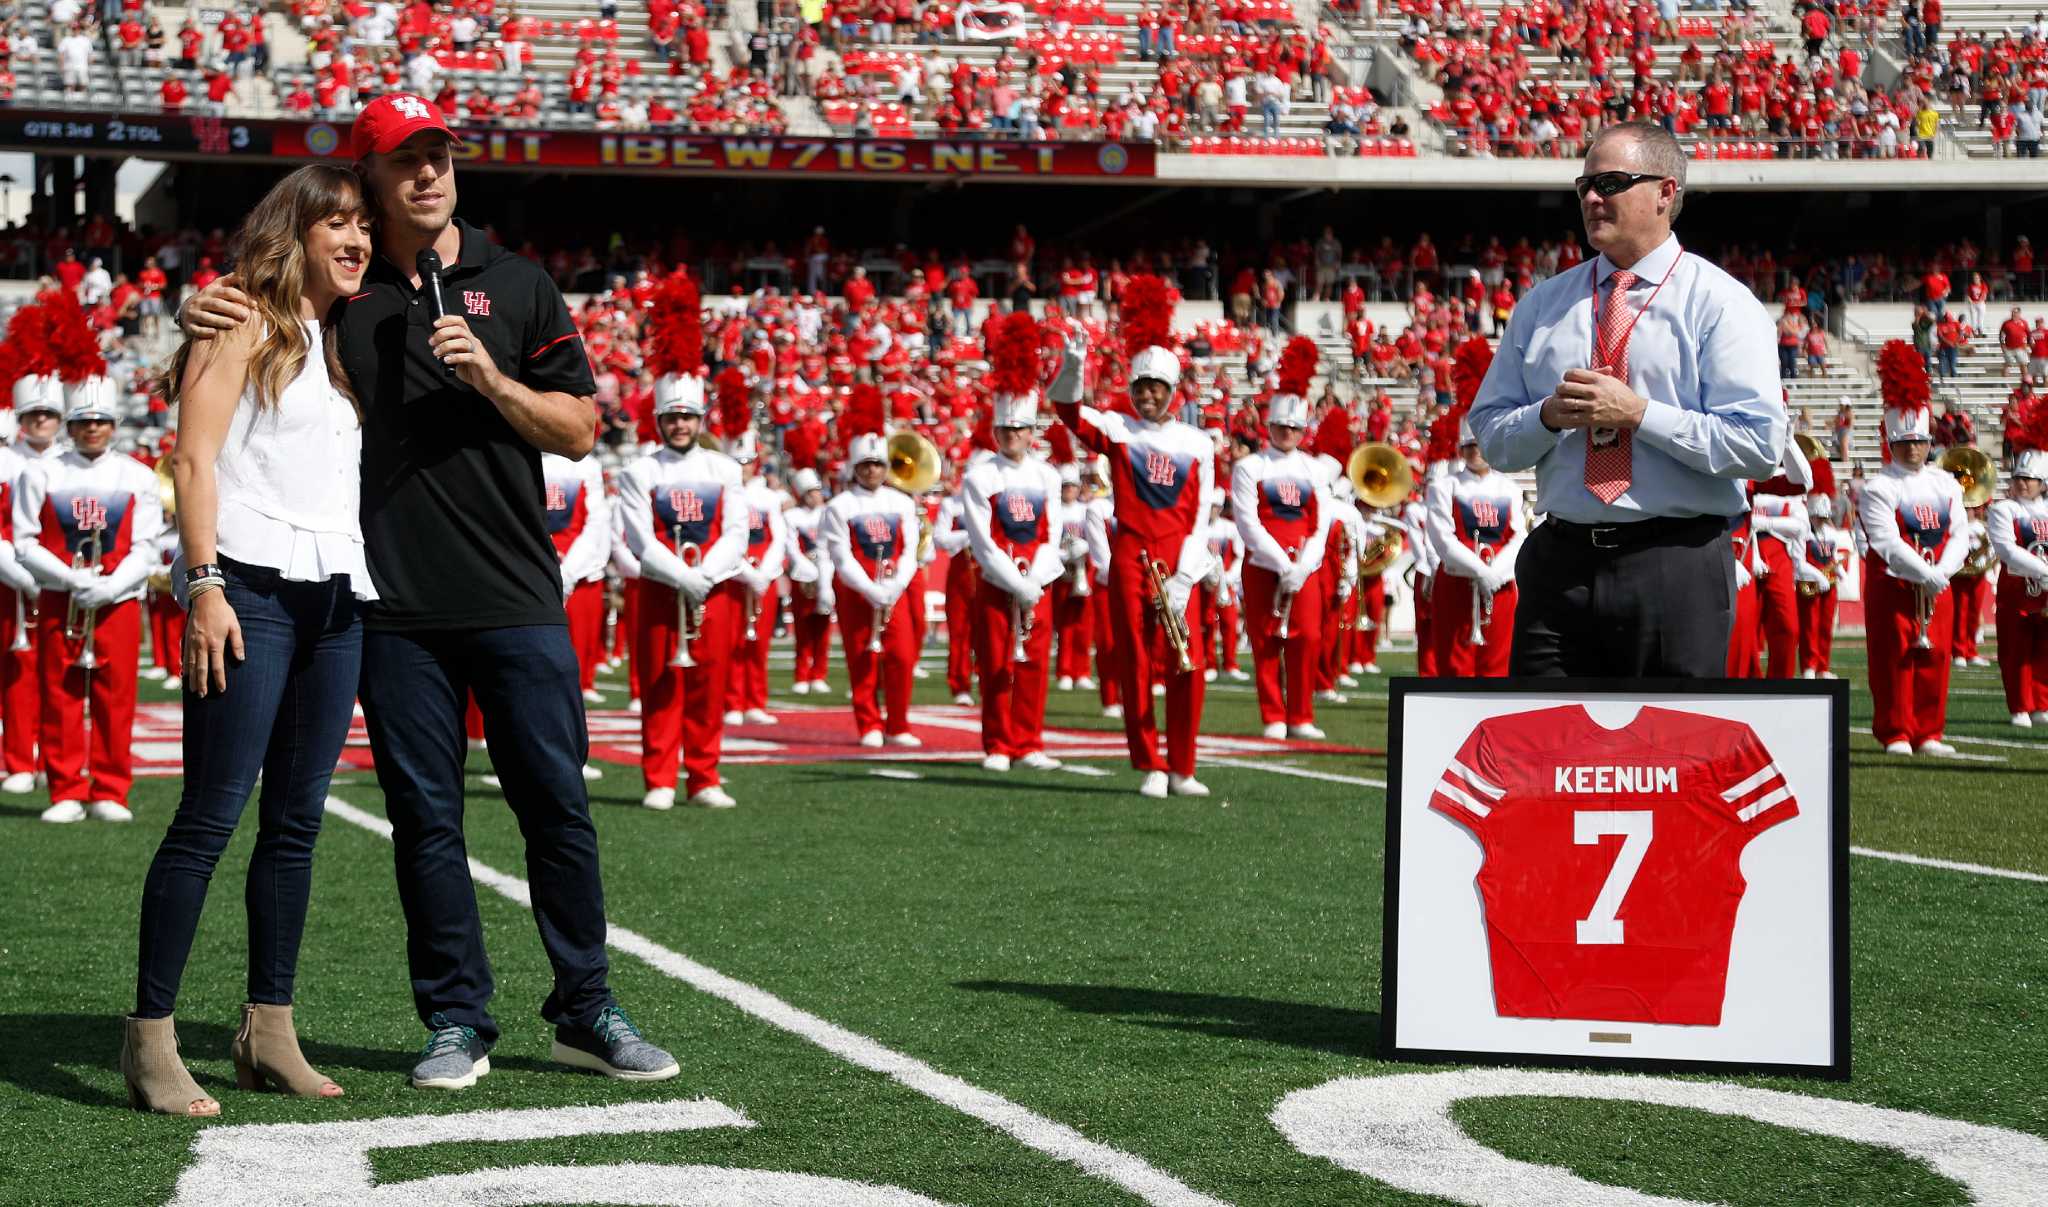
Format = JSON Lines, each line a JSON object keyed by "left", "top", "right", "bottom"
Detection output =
{"left": 125, "top": 165, "right": 374, "bottom": 1117}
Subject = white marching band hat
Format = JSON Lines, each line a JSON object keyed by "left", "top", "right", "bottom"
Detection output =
{"left": 1129, "top": 345, "right": 1181, "bottom": 389}
{"left": 1266, "top": 392, "right": 1308, "bottom": 429}
{"left": 791, "top": 468, "right": 823, "bottom": 495}
{"left": 849, "top": 432, "right": 888, "bottom": 466}
{"left": 1458, "top": 415, "right": 1477, "bottom": 446}
{"left": 2016, "top": 449, "right": 2048, "bottom": 480}
{"left": 63, "top": 375, "right": 119, "bottom": 423}
{"left": 653, "top": 372, "right": 706, "bottom": 417}
{"left": 12, "top": 373, "right": 62, "bottom": 416}
{"left": 1057, "top": 462, "right": 1081, "bottom": 487}
{"left": 992, "top": 388, "right": 1039, "bottom": 429}
{"left": 1882, "top": 403, "right": 1931, "bottom": 443}
{"left": 1809, "top": 493, "right": 1834, "bottom": 519}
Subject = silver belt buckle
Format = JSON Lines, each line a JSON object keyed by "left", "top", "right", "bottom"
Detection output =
{"left": 1589, "top": 525, "right": 1621, "bottom": 549}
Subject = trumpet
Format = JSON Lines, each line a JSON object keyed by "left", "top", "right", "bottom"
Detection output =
{"left": 2027, "top": 539, "right": 2048, "bottom": 607}
{"left": 1011, "top": 556, "right": 1034, "bottom": 663}
{"left": 65, "top": 527, "right": 104, "bottom": 670}
{"left": 670, "top": 534, "right": 701, "bottom": 669}
{"left": 1912, "top": 583, "right": 1936, "bottom": 650}
{"left": 1959, "top": 529, "right": 1997, "bottom": 578}
{"left": 871, "top": 557, "right": 897, "bottom": 653}
{"left": 1145, "top": 552, "right": 1194, "bottom": 675}
{"left": 1275, "top": 545, "right": 1299, "bottom": 640}
{"left": 1796, "top": 562, "right": 1839, "bottom": 598}
{"left": 10, "top": 590, "right": 29, "bottom": 652}
{"left": 743, "top": 580, "right": 760, "bottom": 642}
{"left": 1469, "top": 548, "right": 1496, "bottom": 648}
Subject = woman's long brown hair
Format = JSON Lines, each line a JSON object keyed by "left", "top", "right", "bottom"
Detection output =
{"left": 159, "top": 164, "right": 366, "bottom": 419}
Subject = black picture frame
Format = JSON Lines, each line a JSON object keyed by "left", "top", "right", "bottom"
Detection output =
{"left": 1379, "top": 676, "right": 1852, "bottom": 1081}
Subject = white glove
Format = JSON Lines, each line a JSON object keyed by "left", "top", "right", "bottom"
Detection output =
{"left": 1735, "top": 561, "right": 1752, "bottom": 590}
{"left": 1482, "top": 565, "right": 1513, "bottom": 594}
{"left": 1164, "top": 570, "right": 1196, "bottom": 619}
{"left": 1280, "top": 561, "right": 1313, "bottom": 596}
{"left": 676, "top": 565, "right": 713, "bottom": 603}
{"left": 1816, "top": 574, "right": 1834, "bottom": 594}
{"left": 1013, "top": 580, "right": 1043, "bottom": 610}
{"left": 1049, "top": 331, "right": 1088, "bottom": 404}
{"left": 1914, "top": 563, "right": 1950, "bottom": 594}
{"left": 67, "top": 568, "right": 103, "bottom": 596}
{"left": 561, "top": 565, "right": 579, "bottom": 600}
{"left": 1064, "top": 538, "right": 1088, "bottom": 563}
{"left": 1336, "top": 575, "right": 1354, "bottom": 600}
{"left": 864, "top": 579, "right": 898, "bottom": 610}
{"left": 75, "top": 578, "right": 122, "bottom": 610}
{"left": 743, "top": 566, "right": 771, "bottom": 595}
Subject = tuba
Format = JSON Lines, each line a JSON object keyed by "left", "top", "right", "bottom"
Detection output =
{"left": 1940, "top": 447, "right": 1996, "bottom": 508}
{"left": 1354, "top": 525, "right": 1404, "bottom": 631}
{"left": 1346, "top": 442, "right": 1414, "bottom": 509}
{"left": 887, "top": 431, "right": 942, "bottom": 561}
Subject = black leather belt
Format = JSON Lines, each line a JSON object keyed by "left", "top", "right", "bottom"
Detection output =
{"left": 1543, "top": 513, "right": 1730, "bottom": 551}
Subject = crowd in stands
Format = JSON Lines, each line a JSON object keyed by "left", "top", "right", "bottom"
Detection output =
{"left": 1377, "top": 0, "right": 1971, "bottom": 160}
{"left": 807, "top": 7, "right": 1366, "bottom": 145}
{"left": 1889, "top": 2, "right": 2048, "bottom": 157}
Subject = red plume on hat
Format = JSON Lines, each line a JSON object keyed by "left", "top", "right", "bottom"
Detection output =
{"left": 1807, "top": 454, "right": 1837, "bottom": 500}
{"left": 1450, "top": 336, "right": 1494, "bottom": 411}
{"left": 1424, "top": 405, "right": 1462, "bottom": 465}
{"left": 1311, "top": 405, "right": 1356, "bottom": 464}
{"left": 1876, "top": 339, "right": 1929, "bottom": 415}
{"left": 971, "top": 405, "right": 997, "bottom": 452}
{"left": 1119, "top": 274, "right": 1174, "bottom": 357}
{"left": 643, "top": 271, "right": 702, "bottom": 382}
{"left": 785, "top": 414, "right": 823, "bottom": 472}
{"left": 1875, "top": 339, "right": 1929, "bottom": 465}
{"left": 43, "top": 289, "right": 106, "bottom": 383}
{"left": 984, "top": 310, "right": 1040, "bottom": 398}
{"left": 845, "top": 382, "right": 885, "bottom": 439}
{"left": 0, "top": 292, "right": 63, "bottom": 392}
{"left": 714, "top": 366, "right": 750, "bottom": 439}
{"left": 1277, "top": 335, "right": 1317, "bottom": 399}
{"left": 1046, "top": 421, "right": 1076, "bottom": 465}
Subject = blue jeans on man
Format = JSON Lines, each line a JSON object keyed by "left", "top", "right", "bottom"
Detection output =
{"left": 357, "top": 623, "right": 613, "bottom": 1048}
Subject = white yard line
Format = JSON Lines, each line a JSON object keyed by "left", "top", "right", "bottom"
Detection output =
{"left": 1849, "top": 847, "right": 2048, "bottom": 884}
{"left": 320, "top": 797, "right": 1229, "bottom": 1207}
{"left": 1204, "top": 758, "right": 1388, "bottom": 789}
{"left": 1850, "top": 726, "right": 2028, "bottom": 757}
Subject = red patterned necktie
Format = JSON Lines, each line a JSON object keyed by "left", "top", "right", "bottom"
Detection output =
{"left": 1584, "top": 269, "right": 1638, "bottom": 505}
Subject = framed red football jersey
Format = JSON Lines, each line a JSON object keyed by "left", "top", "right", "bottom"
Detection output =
{"left": 1383, "top": 680, "right": 1850, "bottom": 1080}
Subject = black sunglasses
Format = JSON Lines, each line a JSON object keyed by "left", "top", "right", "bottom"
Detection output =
{"left": 1574, "top": 171, "right": 1668, "bottom": 198}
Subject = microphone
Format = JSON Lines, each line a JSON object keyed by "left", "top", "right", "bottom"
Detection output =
{"left": 417, "top": 250, "right": 452, "bottom": 373}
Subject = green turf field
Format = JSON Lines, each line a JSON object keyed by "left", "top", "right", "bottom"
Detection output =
{"left": 0, "top": 638, "right": 2042, "bottom": 1207}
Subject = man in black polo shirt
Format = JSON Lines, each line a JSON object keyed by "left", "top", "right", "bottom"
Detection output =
{"left": 184, "top": 94, "right": 676, "bottom": 1090}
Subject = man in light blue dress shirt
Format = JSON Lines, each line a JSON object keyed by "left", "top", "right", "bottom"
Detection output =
{"left": 1468, "top": 120, "right": 1786, "bottom": 677}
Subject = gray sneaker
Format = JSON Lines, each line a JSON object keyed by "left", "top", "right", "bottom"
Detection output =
{"left": 551, "top": 1005, "right": 679, "bottom": 1082}
{"left": 411, "top": 1014, "right": 489, "bottom": 1090}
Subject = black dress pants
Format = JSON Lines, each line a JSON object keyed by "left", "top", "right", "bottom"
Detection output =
{"left": 1510, "top": 515, "right": 1736, "bottom": 679}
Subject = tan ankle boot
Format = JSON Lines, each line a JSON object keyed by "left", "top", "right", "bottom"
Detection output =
{"left": 230, "top": 1004, "right": 342, "bottom": 1098}
{"left": 121, "top": 1015, "right": 220, "bottom": 1117}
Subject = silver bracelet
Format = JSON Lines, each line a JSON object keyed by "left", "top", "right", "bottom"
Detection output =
{"left": 185, "top": 577, "right": 226, "bottom": 605}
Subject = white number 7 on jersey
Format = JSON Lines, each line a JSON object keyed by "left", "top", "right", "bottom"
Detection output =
{"left": 1574, "top": 810, "right": 1653, "bottom": 945}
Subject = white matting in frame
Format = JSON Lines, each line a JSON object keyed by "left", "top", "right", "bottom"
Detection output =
{"left": 1381, "top": 680, "right": 1850, "bottom": 1079}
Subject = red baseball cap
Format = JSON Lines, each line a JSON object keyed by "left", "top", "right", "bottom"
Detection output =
{"left": 350, "top": 92, "right": 463, "bottom": 160}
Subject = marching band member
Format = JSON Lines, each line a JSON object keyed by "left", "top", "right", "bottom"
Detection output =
{"left": 1988, "top": 422, "right": 2048, "bottom": 726}
{"left": 819, "top": 391, "right": 921, "bottom": 748}
{"left": 1950, "top": 502, "right": 1994, "bottom": 669}
{"left": 1050, "top": 441, "right": 1097, "bottom": 691}
{"left": 1724, "top": 502, "right": 1763, "bottom": 678}
{"left": 146, "top": 523, "right": 184, "bottom": 691}
{"left": 542, "top": 449, "right": 611, "bottom": 704}
{"left": 618, "top": 371, "right": 748, "bottom": 811}
{"left": 1307, "top": 408, "right": 1363, "bottom": 701}
{"left": 961, "top": 318, "right": 1066, "bottom": 772}
{"left": 1401, "top": 484, "right": 1438, "bottom": 675}
{"left": 931, "top": 474, "right": 976, "bottom": 706}
{"left": 1201, "top": 497, "right": 1245, "bottom": 683}
{"left": 783, "top": 467, "right": 836, "bottom": 696}
{"left": 1082, "top": 461, "right": 1122, "bottom": 717}
{"left": 726, "top": 460, "right": 787, "bottom": 727}
{"left": 1746, "top": 437, "right": 1817, "bottom": 679}
{"left": 607, "top": 497, "right": 643, "bottom": 713}
{"left": 1860, "top": 343, "right": 1968, "bottom": 756}
{"left": 1234, "top": 339, "right": 1334, "bottom": 739}
{"left": 0, "top": 371, "right": 63, "bottom": 793}
{"left": 1427, "top": 414, "right": 1524, "bottom": 677}
{"left": 1349, "top": 506, "right": 1402, "bottom": 675}
{"left": 1797, "top": 491, "right": 1841, "bottom": 679}
{"left": 1053, "top": 276, "right": 1216, "bottom": 798}
{"left": 15, "top": 374, "right": 165, "bottom": 822}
